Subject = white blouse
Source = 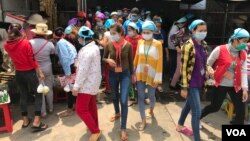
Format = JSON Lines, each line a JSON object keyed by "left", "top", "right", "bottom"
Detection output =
{"left": 73, "top": 41, "right": 102, "bottom": 95}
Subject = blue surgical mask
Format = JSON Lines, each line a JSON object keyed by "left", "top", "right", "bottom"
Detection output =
{"left": 130, "top": 15, "right": 139, "bottom": 21}
{"left": 193, "top": 32, "right": 207, "bottom": 40}
{"left": 110, "top": 34, "right": 120, "bottom": 42}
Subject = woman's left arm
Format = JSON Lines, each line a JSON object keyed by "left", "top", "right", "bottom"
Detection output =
{"left": 153, "top": 41, "right": 163, "bottom": 85}
{"left": 241, "top": 58, "right": 248, "bottom": 102}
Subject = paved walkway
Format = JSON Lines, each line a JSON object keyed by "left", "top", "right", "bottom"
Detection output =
{"left": 0, "top": 100, "right": 229, "bottom": 141}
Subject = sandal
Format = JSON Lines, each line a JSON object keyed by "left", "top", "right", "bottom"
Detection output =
{"left": 32, "top": 122, "right": 48, "bottom": 132}
{"left": 120, "top": 131, "right": 128, "bottom": 141}
{"left": 177, "top": 126, "right": 193, "bottom": 136}
{"left": 88, "top": 131, "right": 102, "bottom": 141}
{"left": 22, "top": 118, "right": 32, "bottom": 128}
{"left": 110, "top": 113, "right": 120, "bottom": 122}
{"left": 58, "top": 109, "right": 74, "bottom": 118}
{"left": 138, "top": 122, "right": 146, "bottom": 131}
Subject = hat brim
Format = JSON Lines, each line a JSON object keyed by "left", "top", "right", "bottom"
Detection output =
{"left": 27, "top": 19, "right": 47, "bottom": 25}
{"left": 31, "top": 29, "right": 52, "bottom": 35}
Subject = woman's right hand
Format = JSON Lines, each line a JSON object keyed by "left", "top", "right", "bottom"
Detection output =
{"left": 181, "top": 89, "right": 188, "bottom": 99}
{"left": 106, "top": 59, "right": 117, "bottom": 68}
{"left": 208, "top": 67, "right": 214, "bottom": 78}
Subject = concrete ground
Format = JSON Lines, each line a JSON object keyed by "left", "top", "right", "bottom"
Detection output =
{"left": 0, "top": 94, "right": 229, "bottom": 141}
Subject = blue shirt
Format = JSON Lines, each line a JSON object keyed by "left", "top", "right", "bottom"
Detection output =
{"left": 123, "top": 19, "right": 144, "bottom": 35}
{"left": 56, "top": 38, "right": 77, "bottom": 75}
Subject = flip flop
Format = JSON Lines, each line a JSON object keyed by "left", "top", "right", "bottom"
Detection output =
{"left": 22, "top": 118, "right": 32, "bottom": 128}
{"left": 32, "top": 122, "right": 48, "bottom": 132}
{"left": 177, "top": 127, "right": 193, "bottom": 136}
{"left": 120, "top": 131, "right": 128, "bottom": 141}
{"left": 110, "top": 114, "right": 120, "bottom": 122}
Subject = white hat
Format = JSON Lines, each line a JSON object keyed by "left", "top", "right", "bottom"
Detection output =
{"left": 31, "top": 23, "right": 52, "bottom": 35}
{"left": 27, "top": 14, "right": 47, "bottom": 25}
{"left": 111, "top": 12, "right": 118, "bottom": 16}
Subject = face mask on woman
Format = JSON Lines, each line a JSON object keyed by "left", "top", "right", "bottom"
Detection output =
{"left": 142, "top": 33, "right": 153, "bottom": 40}
{"left": 110, "top": 34, "right": 120, "bottom": 42}
{"left": 128, "top": 31, "right": 135, "bottom": 37}
{"left": 96, "top": 21, "right": 103, "bottom": 26}
{"left": 193, "top": 32, "right": 207, "bottom": 41}
{"left": 235, "top": 40, "right": 246, "bottom": 51}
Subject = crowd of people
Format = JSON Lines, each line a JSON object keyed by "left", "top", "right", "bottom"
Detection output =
{"left": 0, "top": 6, "right": 250, "bottom": 141}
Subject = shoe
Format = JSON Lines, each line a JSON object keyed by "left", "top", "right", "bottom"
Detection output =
{"left": 41, "top": 112, "right": 47, "bottom": 118}
{"left": 58, "top": 109, "right": 74, "bottom": 118}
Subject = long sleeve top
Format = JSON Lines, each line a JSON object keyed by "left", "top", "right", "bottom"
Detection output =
{"left": 56, "top": 38, "right": 77, "bottom": 75}
{"left": 207, "top": 44, "right": 248, "bottom": 90}
{"left": 4, "top": 37, "right": 38, "bottom": 71}
{"left": 134, "top": 39, "right": 163, "bottom": 86}
{"left": 73, "top": 41, "right": 102, "bottom": 95}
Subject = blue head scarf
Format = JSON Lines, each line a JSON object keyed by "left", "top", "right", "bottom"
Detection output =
{"left": 188, "top": 19, "right": 206, "bottom": 31}
{"left": 142, "top": 21, "right": 157, "bottom": 32}
{"left": 229, "top": 28, "right": 250, "bottom": 42}
{"left": 78, "top": 26, "right": 94, "bottom": 39}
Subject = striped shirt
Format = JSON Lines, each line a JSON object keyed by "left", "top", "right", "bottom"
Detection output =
{"left": 247, "top": 54, "right": 250, "bottom": 76}
{"left": 134, "top": 39, "right": 163, "bottom": 86}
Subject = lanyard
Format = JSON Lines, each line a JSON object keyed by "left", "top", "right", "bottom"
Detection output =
{"left": 144, "top": 40, "right": 153, "bottom": 63}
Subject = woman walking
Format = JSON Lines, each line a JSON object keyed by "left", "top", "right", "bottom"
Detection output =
{"left": 200, "top": 28, "right": 249, "bottom": 125}
{"left": 133, "top": 21, "right": 163, "bottom": 130}
{"left": 103, "top": 23, "right": 133, "bottom": 141}
{"left": 72, "top": 26, "right": 102, "bottom": 141}
{"left": 176, "top": 19, "right": 208, "bottom": 141}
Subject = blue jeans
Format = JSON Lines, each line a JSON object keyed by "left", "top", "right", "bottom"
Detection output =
{"left": 137, "top": 81, "right": 156, "bottom": 119}
{"left": 109, "top": 70, "right": 130, "bottom": 130}
{"left": 178, "top": 87, "right": 201, "bottom": 141}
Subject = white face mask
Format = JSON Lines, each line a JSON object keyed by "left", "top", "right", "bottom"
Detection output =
{"left": 128, "top": 31, "right": 135, "bottom": 37}
{"left": 110, "top": 34, "right": 120, "bottom": 42}
{"left": 96, "top": 21, "right": 103, "bottom": 26}
{"left": 142, "top": 33, "right": 153, "bottom": 40}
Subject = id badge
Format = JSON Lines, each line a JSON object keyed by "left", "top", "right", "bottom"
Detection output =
{"left": 145, "top": 88, "right": 148, "bottom": 93}
{"left": 115, "top": 67, "right": 123, "bottom": 72}
{"left": 223, "top": 71, "right": 234, "bottom": 80}
{"left": 200, "top": 68, "right": 205, "bottom": 75}
{"left": 144, "top": 65, "right": 149, "bottom": 73}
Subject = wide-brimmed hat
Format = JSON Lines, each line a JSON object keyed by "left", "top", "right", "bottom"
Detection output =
{"left": 31, "top": 23, "right": 52, "bottom": 35}
{"left": 27, "top": 14, "right": 47, "bottom": 25}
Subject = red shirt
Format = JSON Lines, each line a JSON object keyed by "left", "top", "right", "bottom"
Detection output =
{"left": 4, "top": 37, "right": 38, "bottom": 71}
{"left": 125, "top": 35, "right": 142, "bottom": 60}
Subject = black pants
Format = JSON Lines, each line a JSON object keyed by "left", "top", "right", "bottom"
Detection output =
{"left": 201, "top": 86, "right": 245, "bottom": 124}
{"left": 168, "top": 49, "right": 177, "bottom": 79}
{"left": 67, "top": 64, "right": 76, "bottom": 109}
{"left": 15, "top": 69, "right": 42, "bottom": 116}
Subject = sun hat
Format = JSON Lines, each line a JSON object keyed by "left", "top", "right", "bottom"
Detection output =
{"left": 142, "top": 21, "right": 157, "bottom": 32}
{"left": 27, "top": 14, "right": 47, "bottom": 25}
{"left": 78, "top": 26, "right": 94, "bottom": 39}
{"left": 188, "top": 19, "right": 206, "bottom": 31}
{"left": 31, "top": 23, "right": 52, "bottom": 35}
